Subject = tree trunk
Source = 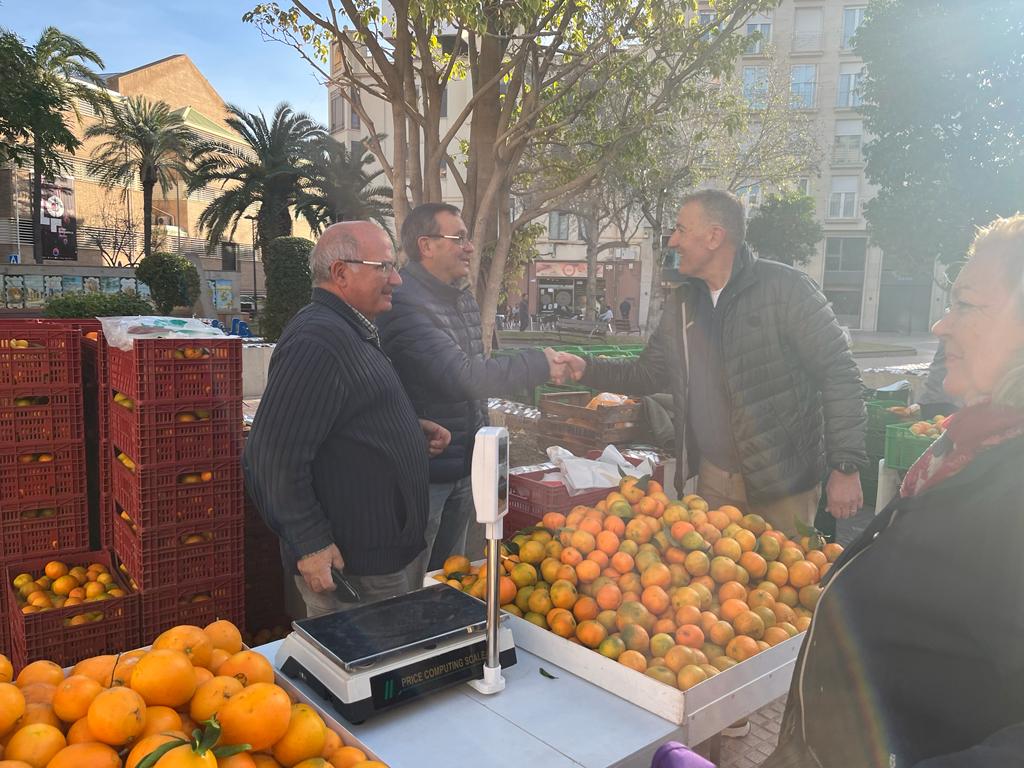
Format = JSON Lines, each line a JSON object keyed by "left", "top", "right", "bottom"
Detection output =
{"left": 645, "top": 198, "right": 668, "bottom": 334}
{"left": 32, "top": 147, "right": 43, "bottom": 264}
{"left": 142, "top": 180, "right": 154, "bottom": 259}
{"left": 479, "top": 212, "right": 515, "bottom": 355}
{"left": 584, "top": 208, "right": 600, "bottom": 320}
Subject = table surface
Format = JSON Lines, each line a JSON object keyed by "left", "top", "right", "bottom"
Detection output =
{"left": 258, "top": 639, "right": 686, "bottom": 768}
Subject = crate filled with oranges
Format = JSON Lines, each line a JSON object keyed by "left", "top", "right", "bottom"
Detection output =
{"left": 3, "top": 550, "right": 139, "bottom": 669}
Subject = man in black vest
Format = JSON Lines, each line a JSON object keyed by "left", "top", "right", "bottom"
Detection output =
{"left": 244, "top": 221, "right": 450, "bottom": 616}
{"left": 378, "top": 203, "right": 579, "bottom": 569}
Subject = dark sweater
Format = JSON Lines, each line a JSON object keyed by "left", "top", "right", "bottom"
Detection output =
{"left": 377, "top": 261, "right": 549, "bottom": 482}
{"left": 242, "top": 288, "right": 429, "bottom": 576}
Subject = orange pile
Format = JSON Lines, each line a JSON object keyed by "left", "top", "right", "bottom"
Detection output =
{"left": 0, "top": 620, "right": 387, "bottom": 767}
{"left": 10, "top": 560, "right": 128, "bottom": 617}
{"left": 435, "top": 477, "right": 841, "bottom": 692}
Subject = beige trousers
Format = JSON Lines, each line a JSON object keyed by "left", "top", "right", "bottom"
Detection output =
{"left": 697, "top": 459, "right": 820, "bottom": 538}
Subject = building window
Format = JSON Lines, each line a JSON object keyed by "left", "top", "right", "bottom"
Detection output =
{"left": 824, "top": 289, "right": 863, "bottom": 324}
{"left": 699, "top": 11, "right": 717, "bottom": 42}
{"left": 549, "top": 211, "right": 570, "bottom": 241}
{"left": 349, "top": 140, "right": 363, "bottom": 160}
{"left": 745, "top": 16, "right": 772, "bottom": 54}
{"left": 837, "top": 63, "right": 865, "bottom": 108}
{"left": 825, "top": 236, "right": 867, "bottom": 272}
{"left": 790, "top": 65, "right": 817, "bottom": 109}
{"left": 842, "top": 6, "right": 866, "bottom": 49}
{"left": 828, "top": 177, "right": 859, "bottom": 219}
{"left": 797, "top": 177, "right": 812, "bottom": 197}
{"left": 577, "top": 215, "right": 590, "bottom": 242}
{"left": 349, "top": 87, "right": 361, "bottom": 130}
{"left": 735, "top": 183, "right": 762, "bottom": 214}
{"left": 742, "top": 66, "right": 770, "bottom": 109}
{"left": 832, "top": 119, "right": 863, "bottom": 164}
{"left": 330, "top": 93, "right": 345, "bottom": 132}
{"left": 792, "top": 7, "right": 823, "bottom": 52}
{"left": 220, "top": 242, "right": 238, "bottom": 272}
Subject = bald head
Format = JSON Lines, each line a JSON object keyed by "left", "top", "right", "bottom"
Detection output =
{"left": 310, "top": 221, "right": 389, "bottom": 284}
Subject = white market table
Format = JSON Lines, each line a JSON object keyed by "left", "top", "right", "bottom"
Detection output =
{"left": 257, "top": 640, "right": 712, "bottom": 768}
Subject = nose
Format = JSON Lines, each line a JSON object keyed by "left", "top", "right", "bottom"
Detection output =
{"left": 931, "top": 309, "right": 950, "bottom": 338}
{"left": 668, "top": 230, "right": 681, "bottom": 250}
{"left": 389, "top": 267, "right": 402, "bottom": 286}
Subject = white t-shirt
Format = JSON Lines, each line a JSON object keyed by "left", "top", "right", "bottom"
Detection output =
{"left": 710, "top": 287, "right": 725, "bottom": 307}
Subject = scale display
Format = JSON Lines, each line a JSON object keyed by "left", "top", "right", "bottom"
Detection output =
{"left": 293, "top": 585, "right": 488, "bottom": 670}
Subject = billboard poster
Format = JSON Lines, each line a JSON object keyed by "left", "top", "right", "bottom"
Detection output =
{"left": 39, "top": 176, "right": 78, "bottom": 261}
{"left": 4, "top": 275, "right": 24, "bottom": 308}
{"left": 214, "top": 279, "right": 234, "bottom": 310}
{"left": 100, "top": 276, "right": 121, "bottom": 294}
{"left": 83, "top": 276, "right": 100, "bottom": 293}
{"left": 44, "top": 275, "right": 63, "bottom": 297}
{"left": 61, "top": 276, "right": 83, "bottom": 294}
{"left": 23, "top": 275, "right": 45, "bottom": 309}
{"left": 119, "top": 277, "right": 137, "bottom": 295}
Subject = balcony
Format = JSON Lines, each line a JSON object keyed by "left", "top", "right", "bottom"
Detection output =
{"left": 831, "top": 146, "right": 863, "bottom": 166}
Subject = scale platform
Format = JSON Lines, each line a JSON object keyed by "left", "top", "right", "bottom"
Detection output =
{"left": 277, "top": 584, "right": 517, "bottom": 723}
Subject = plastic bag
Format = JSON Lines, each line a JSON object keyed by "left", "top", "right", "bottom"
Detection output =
{"left": 585, "top": 392, "right": 636, "bottom": 410}
{"left": 543, "top": 444, "right": 655, "bottom": 495}
{"left": 99, "top": 316, "right": 227, "bottom": 351}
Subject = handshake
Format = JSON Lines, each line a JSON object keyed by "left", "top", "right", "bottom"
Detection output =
{"left": 543, "top": 348, "right": 587, "bottom": 385}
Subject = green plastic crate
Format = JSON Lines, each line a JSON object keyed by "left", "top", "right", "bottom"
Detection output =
{"left": 863, "top": 386, "right": 911, "bottom": 404}
{"left": 884, "top": 423, "right": 937, "bottom": 471}
{"left": 533, "top": 384, "right": 593, "bottom": 406}
{"left": 866, "top": 400, "right": 912, "bottom": 431}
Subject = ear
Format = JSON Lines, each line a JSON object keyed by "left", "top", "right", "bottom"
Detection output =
{"left": 706, "top": 224, "right": 727, "bottom": 251}
{"left": 330, "top": 259, "right": 349, "bottom": 285}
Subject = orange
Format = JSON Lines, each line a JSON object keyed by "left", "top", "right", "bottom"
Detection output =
{"left": 64, "top": 717, "right": 98, "bottom": 744}
{"left": 574, "top": 560, "right": 600, "bottom": 584}
{"left": 711, "top": 537, "right": 742, "bottom": 562}
{"left": 610, "top": 551, "right": 635, "bottom": 575}
{"left": 131, "top": 650, "right": 198, "bottom": 707}
{"left": 153, "top": 625, "right": 214, "bottom": 669}
{"left": 708, "top": 556, "right": 738, "bottom": 584}
{"left": 740, "top": 513, "right": 767, "bottom": 535}
{"left": 747, "top": 588, "right": 776, "bottom": 610}
{"left": 45, "top": 742, "right": 121, "bottom": 768}
{"left": 541, "top": 512, "right": 566, "bottom": 530}
{"left": 218, "top": 683, "right": 292, "bottom": 751}
{"left": 639, "top": 563, "right": 671, "bottom": 589}
{"left": 765, "top": 561, "right": 789, "bottom": 587}
{"left": 663, "top": 645, "right": 697, "bottom": 673}
{"left": 149, "top": 743, "right": 217, "bottom": 767}
{"left": 190, "top": 675, "right": 243, "bottom": 722}
{"left": 674, "top": 624, "right": 704, "bottom": 649}
{"left": 805, "top": 549, "right": 827, "bottom": 569}
{"left": 720, "top": 598, "right": 749, "bottom": 623}
{"left": 620, "top": 624, "right": 650, "bottom": 653}
{"left": 799, "top": 584, "right": 823, "bottom": 610}
{"left": 204, "top": 620, "right": 244, "bottom": 655}
{"left": 44, "top": 561, "right": 69, "bottom": 580}
{"left": 4, "top": 723, "right": 66, "bottom": 767}
{"left": 272, "top": 703, "right": 328, "bottom": 767}
{"left": 615, "top": 601, "right": 653, "bottom": 632}
{"left": 778, "top": 585, "right": 799, "bottom": 607}
{"left": 594, "top": 583, "right": 623, "bottom": 611}
{"left": 15, "top": 661, "right": 64, "bottom": 688}
{"left": 126, "top": 732, "right": 189, "bottom": 768}
{"left": 577, "top": 516, "right": 602, "bottom": 536}
{"left": 252, "top": 756, "right": 285, "bottom": 768}
{"left": 683, "top": 551, "right": 709, "bottom": 577}
{"left": 321, "top": 729, "right": 343, "bottom": 758}
{"left": 726, "top": 635, "right": 760, "bottom": 662}
{"left": 549, "top": 579, "right": 578, "bottom": 609}
{"left": 706, "top": 510, "right": 730, "bottom": 530}
{"left": 558, "top": 546, "right": 582, "bottom": 566}
{"left": 738, "top": 551, "right": 767, "bottom": 580}
{"left": 733, "top": 529, "right": 756, "bottom": 552}
{"left": 787, "top": 560, "right": 820, "bottom": 589}
{"left": 733, "top": 610, "right": 766, "bottom": 640}
{"left": 18, "top": 682, "right": 55, "bottom": 706}
{"left": 772, "top": 602, "right": 798, "bottom": 625}
{"left": 717, "top": 580, "right": 747, "bottom": 603}
{"left": 595, "top": 530, "right": 619, "bottom": 556}
{"left": 602, "top": 515, "right": 626, "bottom": 536}
{"left": 673, "top": 604, "right": 701, "bottom": 627}
{"left": 51, "top": 675, "right": 102, "bottom": 724}
{"left": 70, "top": 655, "right": 118, "bottom": 687}
{"left": 708, "top": 620, "right": 735, "bottom": 647}
{"left": 19, "top": 701, "right": 60, "bottom": 729}
{"left": 87, "top": 686, "right": 147, "bottom": 745}
{"left": 719, "top": 504, "right": 743, "bottom": 523}
{"left": 778, "top": 546, "right": 806, "bottom": 568}
{"left": 547, "top": 609, "right": 576, "bottom": 638}
{"left": 569, "top": 529, "right": 596, "bottom": 555}
{"left": 597, "top": 634, "right": 626, "bottom": 660}
{"left": 220, "top": 755, "right": 258, "bottom": 768}
{"left": 823, "top": 542, "right": 844, "bottom": 562}
{"left": 676, "top": 664, "right": 707, "bottom": 691}
{"left": 141, "top": 705, "right": 183, "bottom": 737}
{"left": 0, "top": 683, "right": 26, "bottom": 736}
{"left": 0, "top": 654, "right": 12, "bottom": 684}
{"left": 763, "top": 626, "right": 791, "bottom": 646}
{"left": 575, "top": 620, "right": 608, "bottom": 649}
{"left": 572, "top": 595, "right": 599, "bottom": 622}
{"left": 617, "top": 650, "right": 647, "bottom": 673}
{"left": 640, "top": 585, "right": 670, "bottom": 615}
{"left": 328, "top": 746, "right": 367, "bottom": 768}
{"left": 218, "top": 651, "right": 276, "bottom": 687}
{"left": 498, "top": 576, "right": 517, "bottom": 605}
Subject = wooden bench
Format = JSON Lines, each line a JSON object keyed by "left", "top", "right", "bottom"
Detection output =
{"left": 555, "top": 318, "right": 607, "bottom": 339}
{"left": 613, "top": 318, "right": 641, "bottom": 335}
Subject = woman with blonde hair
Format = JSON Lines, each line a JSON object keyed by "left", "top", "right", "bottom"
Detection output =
{"left": 765, "top": 213, "right": 1024, "bottom": 768}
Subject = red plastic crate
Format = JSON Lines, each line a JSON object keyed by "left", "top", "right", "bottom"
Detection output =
{"left": 506, "top": 455, "right": 665, "bottom": 534}
{"left": 0, "top": 322, "right": 81, "bottom": 389}
{"left": 0, "top": 387, "right": 84, "bottom": 445}
{"left": 112, "top": 508, "right": 244, "bottom": 591}
{"left": 140, "top": 575, "right": 244, "bottom": 641}
{"left": 109, "top": 396, "right": 242, "bottom": 467}
{"left": 5, "top": 549, "right": 140, "bottom": 669}
{"left": 107, "top": 338, "right": 242, "bottom": 402}
{"left": 0, "top": 495, "right": 89, "bottom": 560}
{"left": 0, "top": 442, "right": 86, "bottom": 505}
{"left": 110, "top": 453, "right": 243, "bottom": 529}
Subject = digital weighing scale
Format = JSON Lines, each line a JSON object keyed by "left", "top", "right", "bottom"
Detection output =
{"left": 276, "top": 427, "right": 517, "bottom": 723}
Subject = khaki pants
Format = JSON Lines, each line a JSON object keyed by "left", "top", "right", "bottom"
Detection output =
{"left": 293, "top": 548, "right": 428, "bottom": 618}
{"left": 697, "top": 459, "right": 820, "bottom": 537}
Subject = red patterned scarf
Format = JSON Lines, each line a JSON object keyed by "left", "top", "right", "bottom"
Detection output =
{"left": 901, "top": 402, "right": 1024, "bottom": 497}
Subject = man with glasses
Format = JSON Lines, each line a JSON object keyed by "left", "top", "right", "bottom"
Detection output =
{"left": 378, "top": 203, "right": 582, "bottom": 570}
{"left": 561, "top": 189, "right": 867, "bottom": 541}
{"left": 244, "top": 221, "right": 451, "bottom": 616}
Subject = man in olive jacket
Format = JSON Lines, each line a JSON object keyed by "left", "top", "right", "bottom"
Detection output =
{"left": 377, "top": 203, "right": 574, "bottom": 569}
{"left": 565, "top": 190, "right": 867, "bottom": 534}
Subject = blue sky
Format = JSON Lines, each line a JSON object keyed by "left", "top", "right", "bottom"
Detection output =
{"left": 1, "top": 0, "right": 328, "bottom": 124}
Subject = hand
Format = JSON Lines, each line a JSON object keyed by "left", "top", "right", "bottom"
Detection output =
{"left": 543, "top": 348, "right": 586, "bottom": 384}
{"left": 298, "top": 543, "right": 345, "bottom": 594}
{"left": 419, "top": 418, "right": 451, "bottom": 457}
{"left": 825, "top": 470, "right": 863, "bottom": 519}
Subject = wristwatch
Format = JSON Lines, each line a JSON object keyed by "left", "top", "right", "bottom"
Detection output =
{"left": 832, "top": 462, "right": 860, "bottom": 475}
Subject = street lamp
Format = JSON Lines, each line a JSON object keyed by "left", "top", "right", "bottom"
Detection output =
{"left": 243, "top": 215, "right": 258, "bottom": 317}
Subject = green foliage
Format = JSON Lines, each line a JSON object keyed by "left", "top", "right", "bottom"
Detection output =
{"left": 296, "top": 137, "right": 394, "bottom": 232}
{"left": 43, "top": 291, "right": 154, "bottom": 318}
{"left": 261, "top": 236, "right": 313, "bottom": 341}
{"left": 135, "top": 252, "right": 201, "bottom": 314}
{"left": 858, "top": 0, "right": 1024, "bottom": 275}
{"left": 746, "top": 194, "right": 823, "bottom": 267}
{"left": 498, "top": 223, "right": 545, "bottom": 305}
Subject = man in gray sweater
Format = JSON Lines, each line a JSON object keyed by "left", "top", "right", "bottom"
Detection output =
{"left": 244, "top": 221, "right": 450, "bottom": 616}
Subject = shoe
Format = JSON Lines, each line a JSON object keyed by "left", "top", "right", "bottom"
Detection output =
{"left": 721, "top": 719, "right": 750, "bottom": 738}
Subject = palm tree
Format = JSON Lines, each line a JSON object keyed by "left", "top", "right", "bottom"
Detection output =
{"left": 86, "top": 96, "right": 195, "bottom": 260}
{"left": 189, "top": 103, "right": 324, "bottom": 255}
{"left": 26, "top": 27, "right": 107, "bottom": 263}
{"left": 297, "top": 137, "right": 394, "bottom": 232}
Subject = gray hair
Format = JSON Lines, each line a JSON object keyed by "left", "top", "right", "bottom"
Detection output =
{"left": 310, "top": 230, "right": 361, "bottom": 284}
{"left": 401, "top": 202, "right": 461, "bottom": 261}
{"left": 681, "top": 189, "right": 746, "bottom": 247}
{"left": 970, "top": 212, "right": 1024, "bottom": 407}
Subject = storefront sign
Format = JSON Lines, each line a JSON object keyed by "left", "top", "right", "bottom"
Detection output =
{"left": 39, "top": 176, "right": 78, "bottom": 261}
{"left": 535, "top": 261, "right": 588, "bottom": 278}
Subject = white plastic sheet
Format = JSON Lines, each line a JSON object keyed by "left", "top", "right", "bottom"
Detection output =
{"left": 541, "top": 444, "right": 655, "bottom": 495}
{"left": 98, "top": 316, "right": 227, "bottom": 351}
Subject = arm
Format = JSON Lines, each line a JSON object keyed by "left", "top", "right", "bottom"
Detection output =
{"left": 912, "top": 723, "right": 1024, "bottom": 768}
{"left": 579, "top": 317, "right": 673, "bottom": 396}
{"left": 243, "top": 338, "right": 343, "bottom": 571}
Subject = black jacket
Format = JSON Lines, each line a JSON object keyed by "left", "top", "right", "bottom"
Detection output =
{"left": 243, "top": 289, "right": 429, "bottom": 576}
{"left": 581, "top": 246, "right": 866, "bottom": 501}
{"left": 766, "top": 434, "right": 1024, "bottom": 768}
{"left": 377, "top": 261, "right": 549, "bottom": 482}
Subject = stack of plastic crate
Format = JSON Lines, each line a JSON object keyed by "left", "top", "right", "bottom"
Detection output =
{"left": 0, "top": 322, "right": 92, "bottom": 663}
{"left": 104, "top": 337, "right": 245, "bottom": 638}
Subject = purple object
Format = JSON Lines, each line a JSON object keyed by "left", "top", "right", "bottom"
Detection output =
{"left": 651, "top": 741, "right": 717, "bottom": 768}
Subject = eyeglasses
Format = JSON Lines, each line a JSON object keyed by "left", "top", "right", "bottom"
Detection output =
{"left": 425, "top": 233, "right": 472, "bottom": 248}
{"left": 338, "top": 259, "right": 396, "bottom": 276}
